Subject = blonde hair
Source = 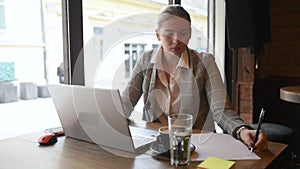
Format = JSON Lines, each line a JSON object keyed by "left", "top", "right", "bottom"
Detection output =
{"left": 157, "top": 5, "right": 191, "bottom": 29}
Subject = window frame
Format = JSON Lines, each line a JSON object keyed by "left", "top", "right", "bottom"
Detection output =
{"left": 62, "top": 0, "right": 85, "bottom": 85}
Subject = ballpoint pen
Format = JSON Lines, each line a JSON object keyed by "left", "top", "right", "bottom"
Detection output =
{"left": 251, "top": 108, "right": 265, "bottom": 152}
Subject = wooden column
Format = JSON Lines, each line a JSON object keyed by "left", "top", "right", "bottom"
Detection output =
{"left": 235, "top": 47, "right": 255, "bottom": 124}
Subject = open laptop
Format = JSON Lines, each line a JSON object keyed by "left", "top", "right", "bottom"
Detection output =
{"left": 47, "top": 84, "right": 157, "bottom": 153}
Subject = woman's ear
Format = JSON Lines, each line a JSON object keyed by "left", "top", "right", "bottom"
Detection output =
{"left": 156, "top": 30, "right": 161, "bottom": 41}
{"left": 188, "top": 28, "right": 192, "bottom": 40}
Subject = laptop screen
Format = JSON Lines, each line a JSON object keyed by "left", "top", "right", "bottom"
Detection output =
{"left": 48, "top": 84, "right": 139, "bottom": 152}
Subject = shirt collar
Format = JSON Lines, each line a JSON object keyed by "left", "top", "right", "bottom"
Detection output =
{"left": 178, "top": 48, "right": 190, "bottom": 69}
{"left": 150, "top": 45, "right": 190, "bottom": 69}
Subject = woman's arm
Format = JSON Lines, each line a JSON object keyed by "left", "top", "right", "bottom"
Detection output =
{"left": 201, "top": 53, "right": 247, "bottom": 135}
{"left": 121, "top": 52, "right": 148, "bottom": 118}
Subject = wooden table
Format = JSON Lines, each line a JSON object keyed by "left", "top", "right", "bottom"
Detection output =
{"left": 280, "top": 85, "right": 300, "bottom": 162}
{"left": 0, "top": 122, "right": 288, "bottom": 169}
{"left": 280, "top": 86, "right": 300, "bottom": 104}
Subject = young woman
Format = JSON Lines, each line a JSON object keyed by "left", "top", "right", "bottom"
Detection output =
{"left": 121, "top": 5, "right": 268, "bottom": 150}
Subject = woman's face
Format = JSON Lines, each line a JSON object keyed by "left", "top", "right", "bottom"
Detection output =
{"left": 156, "top": 17, "right": 191, "bottom": 57}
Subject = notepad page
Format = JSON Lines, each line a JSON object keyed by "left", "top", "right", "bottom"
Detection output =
{"left": 190, "top": 133, "right": 261, "bottom": 161}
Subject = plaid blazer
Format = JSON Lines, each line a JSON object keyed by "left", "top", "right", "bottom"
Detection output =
{"left": 121, "top": 47, "right": 247, "bottom": 135}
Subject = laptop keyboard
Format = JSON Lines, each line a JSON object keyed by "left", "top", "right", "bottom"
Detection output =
{"left": 132, "top": 134, "right": 156, "bottom": 148}
{"left": 129, "top": 126, "right": 158, "bottom": 148}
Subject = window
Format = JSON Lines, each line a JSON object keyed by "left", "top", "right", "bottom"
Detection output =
{"left": 124, "top": 43, "right": 147, "bottom": 78}
{"left": 80, "top": 0, "right": 209, "bottom": 90}
{"left": 0, "top": 0, "right": 64, "bottom": 138}
{"left": 60, "top": 0, "right": 227, "bottom": 120}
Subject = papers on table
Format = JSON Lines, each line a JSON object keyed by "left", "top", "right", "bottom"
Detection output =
{"left": 190, "top": 133, "right": 261, "bottom": 161}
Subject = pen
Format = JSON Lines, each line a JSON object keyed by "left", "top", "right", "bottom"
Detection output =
{"left": 251, "top": 108, "right": 265, "bottom": 152}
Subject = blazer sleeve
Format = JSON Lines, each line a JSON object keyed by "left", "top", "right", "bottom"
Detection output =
{"left": 201, "top": 53, "right": 248, "bottom": 135}
{"left": 120, "top": 51, "right": 149, "bottom": 118}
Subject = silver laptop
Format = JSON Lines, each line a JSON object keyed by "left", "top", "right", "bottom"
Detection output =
{"left": 47, "top": 84, "right": 157, "bottom": 153}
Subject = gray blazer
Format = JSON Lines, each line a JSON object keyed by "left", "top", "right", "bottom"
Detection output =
{"left": 121, "top": 47, "right": 247, "bottom": 135}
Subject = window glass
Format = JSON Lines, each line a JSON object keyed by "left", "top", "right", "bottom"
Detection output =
{"left": 82, "top": 0, "right": 209, "bottom": 91}
{"left": 0, "top": 0, "right": 63, "bottom": 137}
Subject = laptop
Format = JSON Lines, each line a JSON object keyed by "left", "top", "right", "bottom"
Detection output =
{"left": 47, "top": 84, "right": 157, "bottom": 153}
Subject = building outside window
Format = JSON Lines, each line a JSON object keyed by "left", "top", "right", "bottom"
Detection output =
{"left": 0, "top": 0, "right": 6, "bottom": 31}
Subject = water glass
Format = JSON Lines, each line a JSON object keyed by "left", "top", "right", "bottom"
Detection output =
{"left": 168, "top": 114, "right": 193, "bottom": 166}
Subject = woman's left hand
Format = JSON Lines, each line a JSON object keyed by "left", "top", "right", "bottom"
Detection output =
{"left": 240, "top": 128, "right": 268, "bottom": 151}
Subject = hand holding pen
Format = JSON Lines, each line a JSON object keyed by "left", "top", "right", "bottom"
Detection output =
{"left": 238, "top": 108, "right": 268, "bottom": 151}
{"left": 250, "top": 108, "right": 266, "bottom": 152}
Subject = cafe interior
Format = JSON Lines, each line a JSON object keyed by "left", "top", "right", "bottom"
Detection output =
{"left": 0, "top": 0, "right": 299, "bottom": 168}
{"left": 61, "top": 0, "right": 300, "bottom": 168}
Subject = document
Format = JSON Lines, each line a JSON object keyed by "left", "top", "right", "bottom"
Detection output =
{"left": 190, "top": 133, "right": 261, "bottom": 161}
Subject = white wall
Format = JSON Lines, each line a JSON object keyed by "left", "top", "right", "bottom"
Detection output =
{"left": 4, "top": 0, "right": 42, "bottom": 44}
{"left": 0, "top": 0, "right": 46, "bottom": 84}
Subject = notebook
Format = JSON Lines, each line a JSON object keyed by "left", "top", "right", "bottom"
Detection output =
{"left": 47, "top": 84, "right": 157, "bottom": 153}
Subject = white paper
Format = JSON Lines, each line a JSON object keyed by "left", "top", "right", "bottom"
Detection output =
{"left": 190, "top": 133, "right": 261, "bottom": 161}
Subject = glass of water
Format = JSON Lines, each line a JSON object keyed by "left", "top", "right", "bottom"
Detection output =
{"left": 168, "top": 114, "right": 193, "bottom": 166}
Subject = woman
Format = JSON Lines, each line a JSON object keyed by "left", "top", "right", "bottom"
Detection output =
{"left": 121, "top": 5, "right": 268, "bottom": 150}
